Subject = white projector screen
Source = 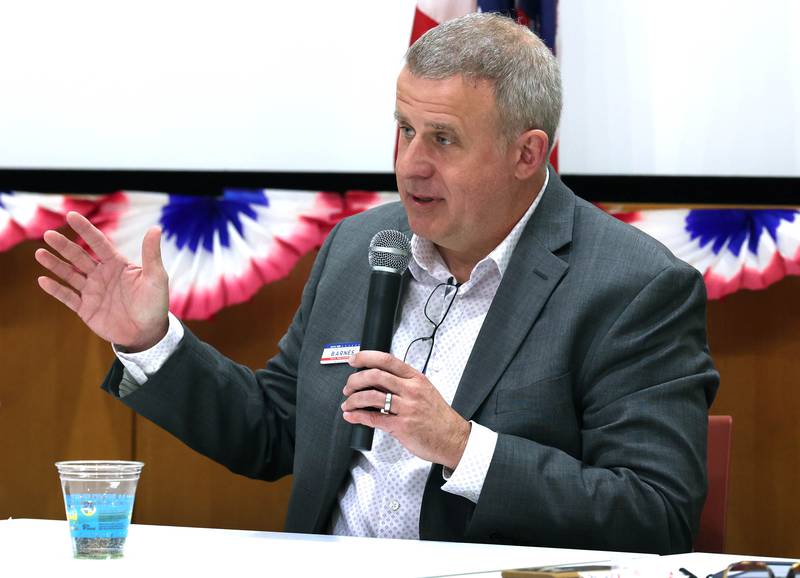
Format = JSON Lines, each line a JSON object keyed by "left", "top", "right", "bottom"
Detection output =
{"left": 557, "top": 0, "right": 800, "bottom": 178}
{"left": 0, "top": 0, "right": 798, "bottom": 180}
{"left": 0, "top": 0, "right": 416, "bottom": 173}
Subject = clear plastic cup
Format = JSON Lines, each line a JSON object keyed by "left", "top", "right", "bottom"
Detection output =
{"left": 55, "top": 460, "right": 144, "bottom": 559}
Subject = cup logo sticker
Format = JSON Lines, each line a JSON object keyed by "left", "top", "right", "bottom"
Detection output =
{"left": 80, "top": 500, "right": 97, "bottom": 516}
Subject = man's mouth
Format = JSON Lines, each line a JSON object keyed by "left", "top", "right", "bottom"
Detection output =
{"left": 410, "top": 194, "right": 439, "bottom": 204}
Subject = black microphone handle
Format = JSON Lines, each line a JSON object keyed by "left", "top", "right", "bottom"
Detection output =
{"left": 350, "top": 270, "right": 403, "bottom": 451}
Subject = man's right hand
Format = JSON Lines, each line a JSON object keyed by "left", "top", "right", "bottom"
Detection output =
{"left": 35, "top": 211, "right": 170, "bottom": 352}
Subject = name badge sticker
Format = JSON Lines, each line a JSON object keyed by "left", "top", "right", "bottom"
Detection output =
{"left": 320, "top": 342, "right": 360, "bottom": 365}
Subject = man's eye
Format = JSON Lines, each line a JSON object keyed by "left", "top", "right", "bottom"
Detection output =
{"left": 435, "top": 134, "right": 453, "bottom": 145}
{"left": 399, "top": 125, "right": 415, "bottom": 139}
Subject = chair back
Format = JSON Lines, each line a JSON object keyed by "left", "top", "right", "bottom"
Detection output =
{"left": 694, "top": 415, "right": 733, "bottom": 552}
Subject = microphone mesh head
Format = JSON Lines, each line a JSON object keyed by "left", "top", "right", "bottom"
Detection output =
{"left": 368, "top": 230, "right": 411, "bottom": 273}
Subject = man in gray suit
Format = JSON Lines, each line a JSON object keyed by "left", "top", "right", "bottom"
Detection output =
{"left": 36, "top": 13, "right": 718, "bottom": 554}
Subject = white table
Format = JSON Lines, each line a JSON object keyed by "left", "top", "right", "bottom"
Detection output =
{"left": 0, "top": 518, "right": 788, "bottom": 577}
{"left": 0, "top": 518, "right": 649, "bottom": 577}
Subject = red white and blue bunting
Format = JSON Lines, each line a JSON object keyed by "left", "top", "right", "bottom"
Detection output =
{"left": 6, "top": 189, "right": 799, "bottom": 316}
{"left": 89, "top": 190, "right": 347, "bottom": 320}
{"left": 0, "top": 192, "right": 95, "bottom": 252}
{"left": 3, "top": 189, "right": 394, "bottom": 319}
{"left": 607, "top": 207, "right": 800, "bottom": 300}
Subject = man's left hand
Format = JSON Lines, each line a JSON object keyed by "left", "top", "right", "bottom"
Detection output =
{"left": 341, "top": 350, "right": 471, "bottom": 470}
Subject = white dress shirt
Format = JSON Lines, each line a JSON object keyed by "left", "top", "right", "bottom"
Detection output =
{"left": 115, "top": 170, "right": 548, "bottom": 540}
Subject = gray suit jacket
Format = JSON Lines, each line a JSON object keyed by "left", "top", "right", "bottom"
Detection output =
{"left": 102, "top": 171, "right": 719, "bottom": 554}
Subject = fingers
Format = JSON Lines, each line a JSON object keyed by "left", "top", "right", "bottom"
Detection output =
{"left": 342, "top": 410, "right": 390, "bottom": 433}
{"left": 65, "top": 211, "right": 117, "bottom": 262}
{"left": 141, "top": 226, "right": 165, "bottom": 279}
{"left": 348, "top": 350, "right": 418, "bottom": 379}
{"left": 34, "top": 248, "right": 87, "bottom": 292}
{"left": 37, "top": 276, "right": 81, "bottom": 313}
{"left": 42, "top": 230, "right": 97, "bottom": 275}
{"left": 341, "top": 389, "right": 398, "bottom": 415}
{"left": 342, "top": 408, "right": 392, "bottom": 429}
{"left": 343, "top": 367, "right": 398, "bottom": 396}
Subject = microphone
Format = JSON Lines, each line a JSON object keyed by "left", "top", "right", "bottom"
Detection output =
{"left": 350, "top": 229, "right": 412, "bottom": 451}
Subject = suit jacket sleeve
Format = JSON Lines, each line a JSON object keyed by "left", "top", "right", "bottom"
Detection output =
{"left": 100, "top": 220, "right": 343, "bottom": 482}
{"left": 465, "top": 262, "right": 717, "bottom": 554}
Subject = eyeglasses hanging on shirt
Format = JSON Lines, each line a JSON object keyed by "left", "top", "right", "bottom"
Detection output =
{"left": 403, "top": 277, "right": 461, "bottom": 375}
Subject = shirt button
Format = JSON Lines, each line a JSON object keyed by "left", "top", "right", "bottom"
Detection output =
{"left": 388, "top": 500, "right": 400, "bottom": 512}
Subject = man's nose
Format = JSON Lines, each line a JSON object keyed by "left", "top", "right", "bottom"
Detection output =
{"left": 395, "top": 137, "right": 435, "bottom": 179}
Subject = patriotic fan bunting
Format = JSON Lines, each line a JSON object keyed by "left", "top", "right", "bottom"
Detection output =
{"left": 608, "top": 208, "right": 800, "bottom": 299}
{"left": 88, "top": 190, "right": 345, "bottom": 320}
{"left": 0, "top": 191, "right": 95, "bottom": 252}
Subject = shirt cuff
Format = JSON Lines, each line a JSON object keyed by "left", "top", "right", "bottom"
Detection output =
{"left": 440, "top": 421, "right": 498, "bottom": 504}
{"left": 113, "top": 312, "right": 184, "bottom": 385}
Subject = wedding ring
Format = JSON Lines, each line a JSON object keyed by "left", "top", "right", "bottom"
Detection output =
{"left": 380, "top": 392, "right": 393, "bottom": 415}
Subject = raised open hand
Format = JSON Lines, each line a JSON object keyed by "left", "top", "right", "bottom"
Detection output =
{"left": 35, "top": 211, "right": 169, "bottom": 352}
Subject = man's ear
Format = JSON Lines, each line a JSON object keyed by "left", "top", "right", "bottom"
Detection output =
{"left": 513, "top": 129, "right": 549, "bottom": 180}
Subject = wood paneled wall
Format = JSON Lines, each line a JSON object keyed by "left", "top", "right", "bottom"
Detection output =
{"left": 2, "top": 238, "right": 799, "bottom": 554}
{"left": 1, "top": 239, "right": 131, "bottom": 519}
{"left": 706, "top": 278, "right": 800, "bottom": 556}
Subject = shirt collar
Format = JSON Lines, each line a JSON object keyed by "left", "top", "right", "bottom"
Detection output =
{"left": 409, "top": 167, "right": 549, "bottom": 282}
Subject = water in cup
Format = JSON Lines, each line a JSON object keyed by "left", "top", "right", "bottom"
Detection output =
{"left": 55, "top": 460, "right": 144, "bottom": 559}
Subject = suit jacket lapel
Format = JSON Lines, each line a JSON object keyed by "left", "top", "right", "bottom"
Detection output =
{"left": 451, "top": 172, "right": 575, "bottom": 419}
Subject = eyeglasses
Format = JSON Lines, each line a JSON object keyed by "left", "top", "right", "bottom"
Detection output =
{"left": 403, "top": 278, "right": 460, "bottom": 375}
{"left": 706, "top": 561, "right": 800, "bottom": 578}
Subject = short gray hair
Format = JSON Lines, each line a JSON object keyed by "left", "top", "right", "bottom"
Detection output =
{"left": 405, "top": 12, "right": 562, "bottom": 150}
